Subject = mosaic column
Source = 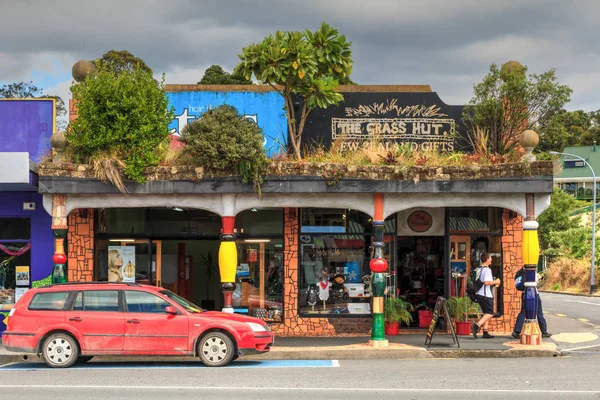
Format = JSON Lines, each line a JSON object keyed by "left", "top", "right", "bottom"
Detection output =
{"left": 369, "top": 193, "right": 388, "bottom": 345}
{"left": 520, "top": 194, "right": 542, "bottom": 345}
{"left": 218, "top": 216, "right": 237, "bottom": 313}
{"left": 51, "top": 195, "right": 68, "bottom": 283}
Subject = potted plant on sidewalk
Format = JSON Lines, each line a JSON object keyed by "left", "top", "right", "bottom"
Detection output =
{"left": 384, "top": 296, "right": 412, "bottom": 335}
{"left": 448, "top": 296, "right": 480, "bottom": 335}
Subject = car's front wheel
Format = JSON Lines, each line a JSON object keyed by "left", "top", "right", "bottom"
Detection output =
{"left": 198, "top": 332, "right": 235, "bottom": 367}
{"left": 41, "top": 333, "right": 79, "bottom": 368}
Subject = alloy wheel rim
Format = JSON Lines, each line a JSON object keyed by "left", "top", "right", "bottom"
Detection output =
{"left": 202, "top": 337, "right": 228, "bottom": 363}
{"left": 46, "top": 337, "right": 73, "bottom": 366}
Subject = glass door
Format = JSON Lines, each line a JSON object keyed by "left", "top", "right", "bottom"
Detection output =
{"left": 449, "top": 236, "right": 471, "bottom": 297}
{"left": 233, "top": 239, "right": 283, "bottom": 322}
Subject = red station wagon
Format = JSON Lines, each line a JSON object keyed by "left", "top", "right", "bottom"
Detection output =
{"left": 2, "top": 282, "right": 274, "bottom": 368}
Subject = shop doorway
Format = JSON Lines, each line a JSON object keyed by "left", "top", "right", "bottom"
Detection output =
{"left": 397, "top": 236, "right": 445, "bottom": 327}
{"left": 449, "top": 236, "right": 471, "bottom": 297}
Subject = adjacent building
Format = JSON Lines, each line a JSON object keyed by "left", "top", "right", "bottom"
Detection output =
{"left": 0, "top": 99, "right": 56, "bottom": 333}
{"left": 554, "top": 144, "right": 600, "bottom": 201}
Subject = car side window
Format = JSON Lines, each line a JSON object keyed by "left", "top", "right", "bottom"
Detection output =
{"left": 29, "top": 292, "right": 70, "bottom": 311}
{"left": 75, "top": 290, "right": 119, "bottom": 312}
{"left": 125, "top": 291, "right": 170, "bottom": 313}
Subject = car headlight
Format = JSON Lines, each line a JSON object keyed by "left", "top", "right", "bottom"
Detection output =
{"left": 245, "top": 322, "right": 268, "bottom": 332}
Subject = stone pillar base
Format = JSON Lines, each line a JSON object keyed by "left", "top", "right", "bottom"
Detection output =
{"left": 520, "top": 320, "right": 542, "bottom": 345}
{"left": 367, "top": 339, "right": 389, "bottom": 348}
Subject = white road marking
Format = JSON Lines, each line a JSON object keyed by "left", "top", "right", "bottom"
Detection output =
{"left": 0, "top": 385, "right": 598, "bottom": 394}
{"left": 562, "top": 343, "right": 600, "bottom": 352}
{"left": 565, "top": 300, "right": 600, "bottom": 306}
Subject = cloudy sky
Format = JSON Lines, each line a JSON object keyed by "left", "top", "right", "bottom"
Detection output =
{"left": 1, "top": 0, "right": 599, "bottom": 116}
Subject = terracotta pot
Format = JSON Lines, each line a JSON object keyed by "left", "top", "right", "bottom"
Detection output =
{"left": 385, "top": 322, "right": 399, "bottom": 335}
{"left": 455, "top": 321, "right": 472, "bottom": 335}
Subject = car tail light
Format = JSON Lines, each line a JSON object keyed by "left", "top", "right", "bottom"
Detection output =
{"left": 8, "top": 308, "right": 15, "bottom": 317}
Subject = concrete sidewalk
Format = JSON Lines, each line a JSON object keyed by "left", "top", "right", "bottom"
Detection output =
{"left": 0, "top": 333, "right": 560, "bottom": 365}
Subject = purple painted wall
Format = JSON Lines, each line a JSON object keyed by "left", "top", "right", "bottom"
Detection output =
{"left": 0, "top": 192, "right": 53, "bottom": 281}
{"left": 0, "top": 99, "right": 55, "bottom": 163}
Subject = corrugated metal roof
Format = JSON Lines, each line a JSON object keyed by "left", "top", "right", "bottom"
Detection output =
{"left": 449, "top": 217, "right": 489, "bottom": 232}
{"left": 555, "top": 146, "right": 600, "bottom": 180}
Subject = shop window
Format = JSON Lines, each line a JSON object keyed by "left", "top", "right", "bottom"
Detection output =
{"left": 104, "top": 208, "right": 146, "bottom": 234}
{"left": 233, "top": 239, "right": 283, "bottom": 322}
{"left": 148, "top": 208, "right": 221, "bottom": 237}
{"left": 0, "top": 241, "right": 31, "bottom": 308}
{"left": 302, "top": 208, "right": 348, "bottom": 233}
{"left": 298, "top": 209, "right": 396, "bottom": 317}
{"left": 299, "top": 209, "right": 371, "bottom": 316}
{"left": 235, "top": 208, "right": 283, "bottom": 236}
{"left": 0, "top": 218, "right": 30, "bottom": 240}
{"left": 449, "top": 208, "right": 502, "bottom": 234}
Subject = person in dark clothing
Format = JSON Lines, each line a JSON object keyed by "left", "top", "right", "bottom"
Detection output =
{"left": 512, "top": 270, "right": 551, "bottom": 339}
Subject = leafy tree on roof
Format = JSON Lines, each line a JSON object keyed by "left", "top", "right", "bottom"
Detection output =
{"left": 235, "top": 22, "right": 353, "bottom": 160}
{"left": 198, "top": 65, "right": 252, "bottom": 85}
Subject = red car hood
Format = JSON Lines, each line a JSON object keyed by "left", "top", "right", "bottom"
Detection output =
{"left": 198, "top": 311, "right": 267, "bottom": 325}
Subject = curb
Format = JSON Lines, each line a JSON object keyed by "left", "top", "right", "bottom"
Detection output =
{"left": 0, "top": 347, "right": 561, "bottom": 365}
{"left": 539, "top": 290, "right": 599, "bottom": 298}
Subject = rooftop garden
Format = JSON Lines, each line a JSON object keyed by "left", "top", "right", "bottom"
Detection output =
{"left": 43, "top": 23, "right": 568, "bottom": 193}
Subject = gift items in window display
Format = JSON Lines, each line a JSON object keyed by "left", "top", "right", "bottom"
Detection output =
{"left": 299, "top": 235, "right": 372, "bottom": 315}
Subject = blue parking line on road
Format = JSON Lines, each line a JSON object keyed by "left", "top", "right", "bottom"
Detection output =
{"left": 0, "top": 360, "right": 338, "bottom": 370}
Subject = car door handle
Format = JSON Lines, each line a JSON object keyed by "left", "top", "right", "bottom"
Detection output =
{"left": 127, "top": 319, "right": 140, "bottom": 324}
{"left": 69, "top": 317, "right": 82, "bottom": 322}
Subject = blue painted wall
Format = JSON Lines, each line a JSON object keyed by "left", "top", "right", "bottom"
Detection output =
{"left": 0, "top": 192, "right": 53, "bottom": 283}
{"left": 0, "top": 99, "right": 55, "bottom": 163}
{"left": 166, "top": 91, "right": 287, "bottom": 157}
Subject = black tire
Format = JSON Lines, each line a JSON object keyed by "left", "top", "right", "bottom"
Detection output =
{"left": 41, "top": 333, "right": 79, "bottom": 368}
{"left": 198, "top": 332, "right": 235, "bottom": 367}
{"left": 76, "top": 356, "right": 94, "bottom": 364}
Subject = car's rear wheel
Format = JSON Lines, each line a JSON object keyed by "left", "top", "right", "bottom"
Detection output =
{"left": 41, "top": 333, "right": 79, "bottom": 368}
{"left": 198, "top": 332, "right": 235, "bottom": 367}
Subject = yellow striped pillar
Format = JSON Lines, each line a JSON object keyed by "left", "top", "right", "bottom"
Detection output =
{"left": 219, "top": 216, "right": 237, "bottom": 313}
{"left": 520, "top": 194, "right": 542, "bottom": 345}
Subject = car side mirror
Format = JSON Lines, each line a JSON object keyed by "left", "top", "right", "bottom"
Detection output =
{"left": 165, "top": 305, "right": 177, "bottom": 315}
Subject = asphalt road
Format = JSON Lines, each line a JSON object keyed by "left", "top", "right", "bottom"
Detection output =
{"left": 541, "top": 292, "right": 600, "bottom": 326}
{"left": 1, "top": 357, "right": 599, "bottom": 399}
{"left": 540, "top": 292, "right": 600, "bottom": 354}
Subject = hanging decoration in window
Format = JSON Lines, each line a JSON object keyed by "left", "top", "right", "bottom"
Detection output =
{"left": 0, "top": 243, "right": 31, "bottom": 257}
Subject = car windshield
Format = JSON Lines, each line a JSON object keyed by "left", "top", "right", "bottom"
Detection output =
{"left": 160, "top": 290, "right": 204, "bottom": 313}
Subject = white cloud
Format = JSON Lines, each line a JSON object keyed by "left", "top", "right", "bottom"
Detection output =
{"left": 0, "top": 0, "right": 598, "bottom": 110}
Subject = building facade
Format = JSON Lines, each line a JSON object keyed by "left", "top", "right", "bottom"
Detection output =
{"left": 36, "top": 85, "right": 553, "bottom": 336}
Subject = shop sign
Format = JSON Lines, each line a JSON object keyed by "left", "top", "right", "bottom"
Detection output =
{"left": 407, "top": 210, "right": 433, "bottom": 233}
{"left": 397, "top": 208, "right": 445, "bottom": 236}
{"left": 302, "top": 91, "right": 467, "bottom": 153}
